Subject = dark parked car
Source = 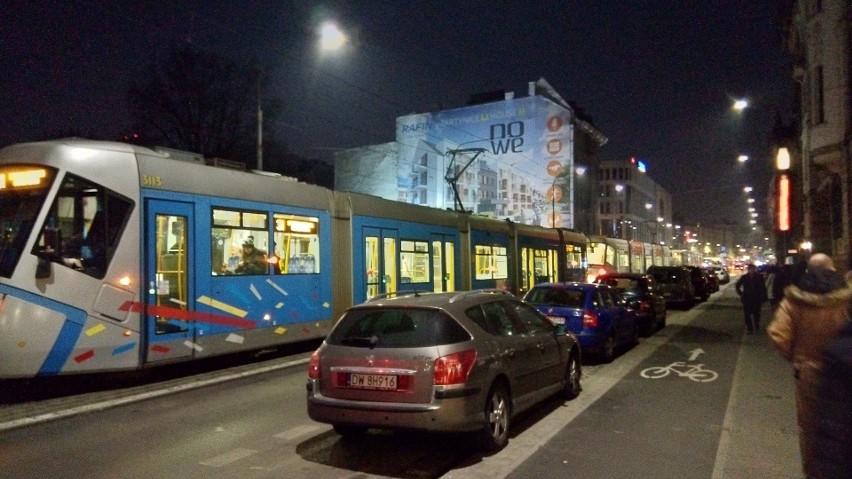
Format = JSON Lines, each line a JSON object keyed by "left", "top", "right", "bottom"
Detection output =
{"left": 524, "top": 282, "right": 638, "bottom": 363}
{"left": 704, "top": 268, "right": 721, "bottom": 292}
{"left": 647, "top": 265, "right": 696, "bottom": 308}
{"left": 685, "top": 266, "right": 712, "bottom": 302}
{"left": 306, "top": 289, "right": 582, "bottom": 452}
{"left": 594, "top": 273, "right": 667, "bottom": 336}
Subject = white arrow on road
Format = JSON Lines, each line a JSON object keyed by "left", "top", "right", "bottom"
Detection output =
{"left": 688, "top": 348, "right": 705, "bottom": 361}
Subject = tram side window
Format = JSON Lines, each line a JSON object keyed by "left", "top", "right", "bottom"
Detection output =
{"left": 272, "top": 213, "right": 320, "bottom": 274}
{"left": 34, "top": 174, "right": 132, "bottom": 279}
{"left": 211, "top": 208, "right": 269, "bottom": 275}
{"left": 474, "top": 245, "right": 508, "bottom": 280}
{"left": 400, "top": 240, "right": 429, "bottom": 284}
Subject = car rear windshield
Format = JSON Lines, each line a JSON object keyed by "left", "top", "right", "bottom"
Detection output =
{"left": 649, "top": 269, "right": 683, "bottom": 284}
{"left": 526, "top": 287, "right": 585, "bottom": 308}
{"left": 600, "top": 277, "right": 639, "bottom": 292}
{"left": 328, "top": 308, "right": 471, "bottom": 348}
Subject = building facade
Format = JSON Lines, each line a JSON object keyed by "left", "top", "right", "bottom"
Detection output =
{"left": 335, "top": 78, "right": 608, "bottom": 230}
{"left": 785, "top": 0, "right": 851, "bottom": 267}
{"left": 597, "top": 158, "right": 673, "bottom": 245}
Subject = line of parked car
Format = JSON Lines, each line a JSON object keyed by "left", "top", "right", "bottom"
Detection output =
{"left": 305, "top": 263, "right": 730, "bottom": 452}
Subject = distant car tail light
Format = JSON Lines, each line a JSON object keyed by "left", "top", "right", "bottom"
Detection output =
{"left": 638, "top": 300, "right": 652, "bottom": 312}
{"left": 583, "top": 310, "right": 599, "bottom": 328}
{"left": 307, "top": 350, "right": 321, "bottom": 379}
{"left": 433, "top": 350, "right": 477, "bottom": 385}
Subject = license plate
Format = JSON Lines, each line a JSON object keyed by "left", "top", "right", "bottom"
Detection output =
{"left": 546, "top": 315, "right": 565, "bottom": 325}
{"left": 348, "top": 373, "right": 398, "bottom": 390}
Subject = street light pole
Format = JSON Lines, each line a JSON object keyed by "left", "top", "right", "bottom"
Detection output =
{"left": 256, "top": 76, "right": 263, "bottom": 170}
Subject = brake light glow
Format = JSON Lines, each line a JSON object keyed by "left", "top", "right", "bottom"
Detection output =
{"left": 638, "top": 300, "right": 651, "bottom": 312}
{"left": 433, "top": 350, "right": 477, "bottom": 385}
{"left": 307, "top": 350, "right": 321, "bottom": 379}
{"left": 583, "top": 310, "right": 599, "bottom": 328}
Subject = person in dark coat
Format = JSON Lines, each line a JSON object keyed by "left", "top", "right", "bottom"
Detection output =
{"left": 736, "top": 263, "right": 768, "bottom": 333}
{"left": 810, "top": 319, "right": 852, "bottom": 479}
{"left": 768, "top": 253, "right": 852, "bottom": 478}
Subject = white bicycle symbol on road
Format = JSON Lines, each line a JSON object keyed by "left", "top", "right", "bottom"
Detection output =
{"left": 640, "top": 361, "right": 719, "bottom": 382}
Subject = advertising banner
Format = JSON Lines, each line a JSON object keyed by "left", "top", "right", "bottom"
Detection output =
{"left": 395, "top": 96, "right": 574, "bottom": 227}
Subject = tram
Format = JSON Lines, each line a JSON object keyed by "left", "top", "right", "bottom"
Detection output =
{"left": 0, "top": 139, "right": 593, "bottom": 377}
{"left": 585, "top": 235, "right": 672, "bottom": 281}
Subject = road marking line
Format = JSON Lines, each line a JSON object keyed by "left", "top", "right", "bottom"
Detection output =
{"left": 274, "top": 424, "right": 322, "bottom": 441}
{"left": 200, "top": 447, "right": 257, "bottom": 467}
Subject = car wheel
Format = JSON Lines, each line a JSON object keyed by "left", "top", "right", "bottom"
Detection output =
{"left": 333, "top": 424, "right": 368, "bottom": 439}
{"left": 630, "top": 323, "right": 640, "bottom": 346}
{"left": 478, "top": 382, "right": 511, "bottom": 452}
{"left": 600, "top": 334, "right": 616, "bottom": 363}
{"left": 562, "top": 352, "right": 581, "bottom": 400}
{"left": 639, "top": 318, "right": 652, "bottom": 337}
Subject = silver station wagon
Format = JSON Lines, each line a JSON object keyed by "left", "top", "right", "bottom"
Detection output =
{"left": 306, "top": 289, "right": 582, "bottom": 451}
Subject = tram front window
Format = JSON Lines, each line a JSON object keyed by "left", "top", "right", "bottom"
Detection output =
{"left": 0, "top": 166, "right": 56, "bottom": 278}
{"left": 33, "top": 173, "right": 133, "bottom": 279}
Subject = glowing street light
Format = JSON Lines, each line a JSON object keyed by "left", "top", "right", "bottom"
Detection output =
{"left": 319, "top": 22, "right": 347, "bottom": 52}
{"left": 743, "top": 186, "right": 753, "bottom": 193}
{"left": 737, "top": 155, "right": 749, "bottom": 163}
{"left": 733, "top": 99, "right": 749, "bottom": 112}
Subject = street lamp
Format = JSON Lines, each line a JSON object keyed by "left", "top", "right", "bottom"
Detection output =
{"left": 319, "top": 22, "right": 347, "bottom": 52}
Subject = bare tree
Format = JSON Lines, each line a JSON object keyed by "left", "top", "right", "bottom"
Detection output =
{"left": 127, "top": 44, "right": 260, "bottom": 161}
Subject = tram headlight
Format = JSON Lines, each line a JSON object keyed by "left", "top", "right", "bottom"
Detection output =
{"left": 119, "top": 276, "right": 132, "bottom": 286}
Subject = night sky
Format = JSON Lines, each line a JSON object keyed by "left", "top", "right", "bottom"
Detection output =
{"left": 1, "top": 1, "right": 794, "bottom": 226}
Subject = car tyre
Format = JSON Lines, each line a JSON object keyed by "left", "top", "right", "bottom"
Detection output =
{"left": 478, "top": 382, "right": 511, "bottom": 452}
{"left": 630, "top": 323, "right": 640, "bottom": 346}
{"left": 600, "top": 333, "right": 616, "bottom": 363}
{"left": 562, "top": 353, "right": 581, "bottom": 400}
{"left": 333, "top": 424, "right": 368, "bottom": 439}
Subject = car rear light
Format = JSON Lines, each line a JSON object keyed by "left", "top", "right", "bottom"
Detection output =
{"left": 638, "top": 300, "right": 651, "bottom": 312}
{"left": 433, "top": 349, "right": 477, "bottom": 385}
{"left": 307, "top": 350, "right": 321, "bottom": 379}
{"left": 583, "top": 310, "right": 599, "bottom": 328}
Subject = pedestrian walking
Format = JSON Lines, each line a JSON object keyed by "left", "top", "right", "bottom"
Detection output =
{"left": 735, "top": 263, "right": 768, "bottom": 333}
{"left": 767, "top": 253, "right": 852, "bottom": 478}
{"left": 810, "top": 318, "right": 852, "bottom": 479}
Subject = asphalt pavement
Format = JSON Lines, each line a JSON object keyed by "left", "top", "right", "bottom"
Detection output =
{"left": 0, "top": 283, "right": 803, "bottom": 479}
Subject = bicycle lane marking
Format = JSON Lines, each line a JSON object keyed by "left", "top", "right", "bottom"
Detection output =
{"left": 503, "top": 298, "right": 743, "bottom": 479}
{"left": 640, "top": 361, "right": 719, "bottom": 382}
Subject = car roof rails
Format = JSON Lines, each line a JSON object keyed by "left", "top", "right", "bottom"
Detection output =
{"left": 365, "top": 290, "right": 423, "bottom": 302}
{"left": 448, "top": 288, "right": 513, "bottom": 303}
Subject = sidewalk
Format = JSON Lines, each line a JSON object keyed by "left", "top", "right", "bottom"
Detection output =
{"left": 712, "top": 312, "right": 802, "bottom": 479}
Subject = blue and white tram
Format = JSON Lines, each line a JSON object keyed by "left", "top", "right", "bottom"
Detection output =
{"left": 0, "top": 139, "right": 335, "bottom": 377}
{"left": 0, "top": 139, "right": 593, "bottom": 378}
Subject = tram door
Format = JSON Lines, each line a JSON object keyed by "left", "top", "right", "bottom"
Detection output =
{"left": 144, "top": 199, "right": 195, "bottom": 362}
{"left": 364, "top": 228, "right": 398, "bottom": 299}
{"left": 432, "top": 235, "right": 455, "bottom": 293}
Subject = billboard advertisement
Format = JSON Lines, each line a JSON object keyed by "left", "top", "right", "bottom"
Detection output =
{"left": 395, "top": 95, "right": 575, "bottom": 227}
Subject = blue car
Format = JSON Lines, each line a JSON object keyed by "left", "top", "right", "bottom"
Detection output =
{"left": 524, "top": 282, "right": 639, "bottom": 363}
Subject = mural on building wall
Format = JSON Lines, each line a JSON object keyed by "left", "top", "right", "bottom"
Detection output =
{"left": 395, "top": 96, "right": 574, "bottom": 227}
